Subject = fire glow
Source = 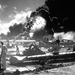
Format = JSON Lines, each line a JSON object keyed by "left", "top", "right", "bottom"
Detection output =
{"left": 29, "top": 16, "right": 46, "bottom": 38}
{"left": 29, "top": 33, "right": 34, "bottom": 38}
{"left": 30, "top": 16, "right": 46, "bottom": 32}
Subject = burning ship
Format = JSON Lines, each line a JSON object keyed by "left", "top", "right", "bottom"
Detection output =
{"left": 8, "top": 38, "right": 75, "bottom": 67}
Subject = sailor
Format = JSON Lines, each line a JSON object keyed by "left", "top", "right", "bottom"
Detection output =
{"left": 73, "top": 44, "right": 75, "bottom": 51}
{"left": 55, "top": 39, "right": 60, "bottom": 45}
{"left": 29, "top": 43, "right": 35, "bottom": 50}
{"left": 0, "top": 42, "right": 7, "bottom": 70}
{"left": 52, "top": 39, "right": 60, "bottom": 55}
{"left": 0, "top": 55, "right": 1, "bottom": 70}
{"left": 16, "top": 44, "right": 20, "bottom": 55}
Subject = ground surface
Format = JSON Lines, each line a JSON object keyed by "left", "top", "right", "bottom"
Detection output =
{"left": 1, "top": 47, "right": 75, "bottom": 75}
{"left": 3, "top": 62, "right": 75, "bottom": 75}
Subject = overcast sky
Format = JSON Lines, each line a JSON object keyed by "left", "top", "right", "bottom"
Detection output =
{"left": 0, "top": 0, "right": 45, "bottom": 22}
{"left": 0, "top": 0, "right": 46, "bottom": 35}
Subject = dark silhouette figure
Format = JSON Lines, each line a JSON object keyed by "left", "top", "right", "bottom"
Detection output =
{"left": 0, "top": 42, "right": 7, "bottom": 70}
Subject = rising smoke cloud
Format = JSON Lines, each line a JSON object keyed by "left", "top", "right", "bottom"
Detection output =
{"left": 54, "top": 32, "right": 75, "bottom": 41}
{"left": 0, "top": 10, "right": 32, "bottom": 35}
{"left": 28, "top": 16, "right": 46, "bottom": 38}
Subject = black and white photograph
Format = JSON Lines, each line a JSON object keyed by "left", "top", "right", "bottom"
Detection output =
{"left": 0, "top": 0, "right": 75, "bottom": 75}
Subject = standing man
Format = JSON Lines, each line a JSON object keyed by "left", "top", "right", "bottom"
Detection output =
{"left": 0, "top": 42, "right": 7, "bottom": 70}
{"left": 52, "top": 39, "right": 60, "bottom": 55}
{"left": 16, "top": 44, "right": 20, "bottom": 55}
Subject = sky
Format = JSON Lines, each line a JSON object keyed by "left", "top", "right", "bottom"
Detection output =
{"left": 0, "top": 0, "right": 46, "bottom": 35}
{"left": 0, "top": 0, "right": 45, "bottom": 22}
{"left": 0, "top": 0, "right": 75, "bottom": 41}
